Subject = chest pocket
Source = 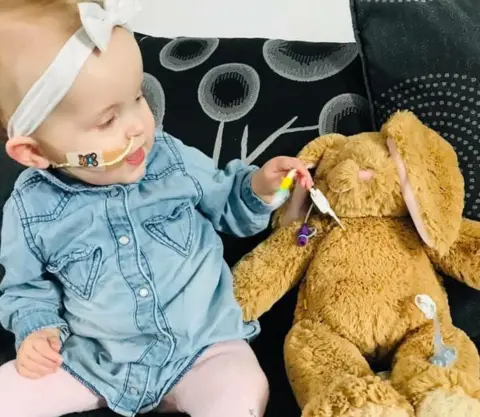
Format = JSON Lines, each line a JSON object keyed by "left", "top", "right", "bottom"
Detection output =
{"left": 144, "top": 201, "right": 194, "bottom": 257}
{"left": 46, "top": 246, "right": 103, "bottom": 300}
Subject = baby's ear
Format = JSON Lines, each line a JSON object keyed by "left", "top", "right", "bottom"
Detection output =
{"left": 274, "top": 134, "right": 346, "bottom": 227}
{"left": 383, "top": 111, "right": 464, "bottom": 255}
{"left": 5, "top": 136, "right": 50, "bottom": 169}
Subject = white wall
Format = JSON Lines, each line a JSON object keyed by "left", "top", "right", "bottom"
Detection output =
{"left": 131, "top": 0, "right": 355, "bottom": 43}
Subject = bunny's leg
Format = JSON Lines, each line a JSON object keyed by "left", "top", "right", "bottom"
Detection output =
{"left": 285, "top": 319, "right": 413, "bottom": 417}
{"left": 392, "top": 322, "right": 480, "bottom": 417}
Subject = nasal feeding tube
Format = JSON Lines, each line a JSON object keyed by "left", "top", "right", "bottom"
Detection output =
{"left": 50, "top": 137, "right": 135, "bottom": 169}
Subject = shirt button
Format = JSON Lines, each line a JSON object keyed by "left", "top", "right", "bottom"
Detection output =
{"left": 129, "top": 387, "right": 138, "bottom": 396}
{"left": 119, "top": 236, "right": 130, "bottom": 245}
{"left": 139, "top": 288, "right": 149, "bottom": 298}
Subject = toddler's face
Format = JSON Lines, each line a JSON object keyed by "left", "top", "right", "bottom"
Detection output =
{"left": 4, "top": 25, "right": 156, "bottom": 186}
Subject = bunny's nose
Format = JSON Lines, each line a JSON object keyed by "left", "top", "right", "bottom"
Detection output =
{"left": 359, "top": 169, "right": 375, "bottom": 181}
{"left": 327, "top": 160, "right": 375, "bottom": 194}
{"left": 327, "top": 159, "right": 359, "bottom": 193}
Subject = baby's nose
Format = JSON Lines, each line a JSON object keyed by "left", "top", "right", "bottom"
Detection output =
{"left": 127, "top": 124, "right": 144, "bottom": 139}
{"left": 127, "top": 116, "right": 145, "bottom": 139}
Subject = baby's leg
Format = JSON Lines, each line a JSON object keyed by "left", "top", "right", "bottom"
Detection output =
{"left": 159, "top": 340, "right": 269, "bottom": 417}
{"left": 0, "top": 360, "right": 105, "bottom": 417}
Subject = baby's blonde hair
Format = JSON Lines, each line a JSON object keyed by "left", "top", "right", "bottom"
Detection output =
{"left": 0, "top": 0, "right": 103, "bottom": 139}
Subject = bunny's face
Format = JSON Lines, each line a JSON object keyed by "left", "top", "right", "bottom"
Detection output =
{"left": 285, "top": 111, "right": 464, "bottom": 254}
{"left": 312, "top": 132, "right": 408, "bottom": 218}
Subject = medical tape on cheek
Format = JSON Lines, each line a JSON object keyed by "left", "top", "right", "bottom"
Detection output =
{"left": 52, "top": 137, "right": 134, "bottom": 170}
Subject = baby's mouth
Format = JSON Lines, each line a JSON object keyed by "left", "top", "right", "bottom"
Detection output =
{"left": 125, "top": 147, "right": 145, "bottom": 166}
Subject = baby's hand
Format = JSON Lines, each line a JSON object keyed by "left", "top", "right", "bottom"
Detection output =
{"left": 16, "top": 328, "right": 63, "bottom": 379}
{"left": 251, "top": 156, "right": 313, "bottom": 204}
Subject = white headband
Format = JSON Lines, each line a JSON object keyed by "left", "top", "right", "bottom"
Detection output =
{"left": 7, "top": 0, "right": 141, "bottom": 139}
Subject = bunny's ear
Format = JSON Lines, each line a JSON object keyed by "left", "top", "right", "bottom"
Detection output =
{"left": 383, "top": 111, "right": 464, "bottom": 255}
{"left": 296, "top": 134, "right": 344, "bottom": 168}
{"left": 273, "top": 134, "right": 346, "bottom": 228}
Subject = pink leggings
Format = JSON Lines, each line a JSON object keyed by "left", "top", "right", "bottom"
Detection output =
{"left": 0, "top": 340, "right": 269, "bottom": 417}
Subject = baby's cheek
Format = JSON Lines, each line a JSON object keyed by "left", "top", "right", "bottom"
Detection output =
{"left": 144, "top": 103, "right": 156, "bottom": 132}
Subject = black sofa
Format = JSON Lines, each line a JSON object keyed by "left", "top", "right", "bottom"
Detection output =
{"left": 0, "top": 1, "right": 479, "bottom": 415}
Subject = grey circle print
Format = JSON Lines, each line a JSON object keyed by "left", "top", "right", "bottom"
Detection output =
{"left": 373, "top": 73, "right": 479, "bottom": 218}
{"left": 142, "top": 73, "right": 165, "bottom": 129}
{"left": 318, "top": 94, "right": 370, "bottom": 135}
{"left": 160, "top": 38, "right": 219, "bottom": 72}
{"left": 263, "top": 40, "right": 358, "bottom": 82}
{"left": 198, "top": 63, "right": 260, "bottom": 123}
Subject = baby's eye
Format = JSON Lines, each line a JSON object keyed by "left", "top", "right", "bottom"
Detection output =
{"left": 136, "top": 93, "right": 144, "bottom": 103}
{"left": 98, "top": 115, "right": 116, "bottom": 129}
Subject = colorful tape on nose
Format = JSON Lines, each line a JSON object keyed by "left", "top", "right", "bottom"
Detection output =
{"left": 51, "top": 137, "right": 135, "bottom": 169}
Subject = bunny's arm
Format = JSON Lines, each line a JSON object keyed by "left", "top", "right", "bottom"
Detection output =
{"left": 426, "top": 218, "right": 480, "bottom": 290}
{"left": 233, "top": 218, "right": 325, "bottom": 321}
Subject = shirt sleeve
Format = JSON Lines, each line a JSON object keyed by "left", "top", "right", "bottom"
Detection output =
{"left": 168, "top": 135, "right": 275, "bottom": 237}
{"left": 0, "top": 197, "right": 70, "bottom": 350}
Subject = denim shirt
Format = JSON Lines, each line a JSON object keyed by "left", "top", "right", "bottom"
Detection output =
{"left": 0, "top": 131, "right": 273, "bottom": 416}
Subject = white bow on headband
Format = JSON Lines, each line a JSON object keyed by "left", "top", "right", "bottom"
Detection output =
{"left": 79, "top": 0, "right": 141, "bottom": 52}
{"left": 7, "top": 0, "right": 141, "bottom": 139}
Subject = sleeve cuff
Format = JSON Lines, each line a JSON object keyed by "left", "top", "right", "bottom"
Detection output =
{"left": 13, "top": 310, "right": 70, "bottom": 351}
{"left": 241, "top": 169, "right": 276, "bottom": 216}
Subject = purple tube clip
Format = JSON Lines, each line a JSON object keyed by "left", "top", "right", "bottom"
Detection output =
{"left": 297, "top": 224, "right": 310, "bottom": 247}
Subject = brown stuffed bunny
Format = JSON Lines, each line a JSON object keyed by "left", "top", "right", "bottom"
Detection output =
{"left": 233, "top": 111, "right": 480, "bottom": 417}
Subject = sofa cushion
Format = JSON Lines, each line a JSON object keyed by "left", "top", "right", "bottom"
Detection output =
{"left": 351, "top": 0, "right": 480, "bottom": 220}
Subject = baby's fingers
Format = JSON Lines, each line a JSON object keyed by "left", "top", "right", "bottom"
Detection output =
{"left": 48, "top": 336, "right": 62, "bottom": 353}
{"left": 299, "top": 177, "right": 311, "bottom": 190}
{"left": 16, "top": 356, "right": 53, "bottom": 380}
{"left": 30, "top": 347, "right": 60, "bottom": 369}
{"left": 36, "top": 338, "right": 63, "bottom": 365}
{"left": 16, "top": 362, "right": 45, "bottom": 380}
{"left": 300, "top": 171, "right": 314, "bottom": 189}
